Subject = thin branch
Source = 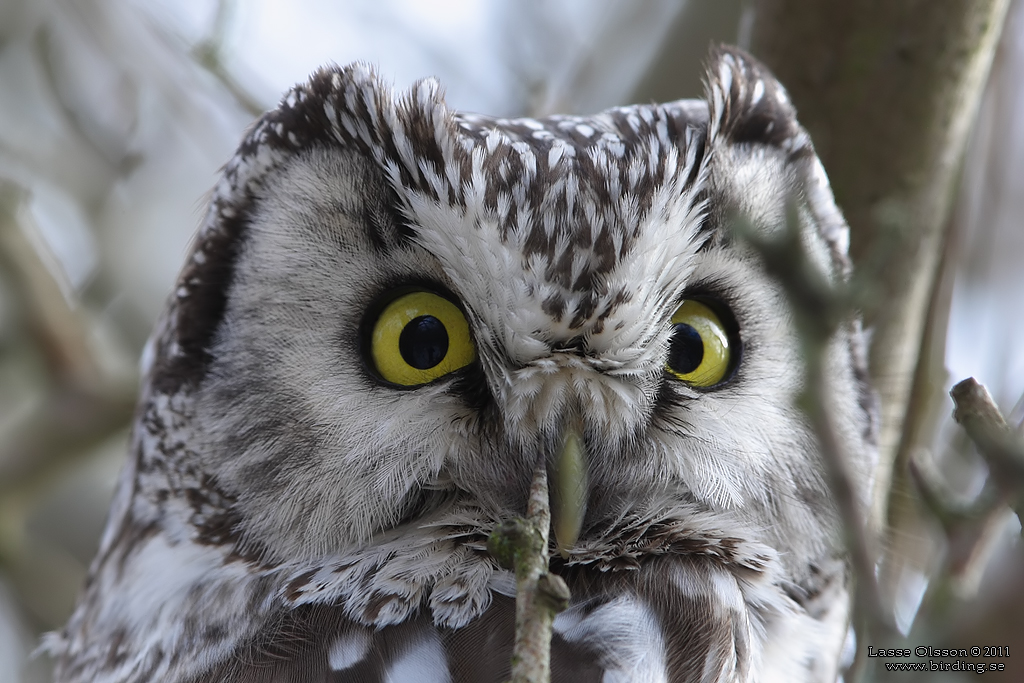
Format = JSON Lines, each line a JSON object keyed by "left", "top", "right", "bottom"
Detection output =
{"left": 908, "top": 444, "right": 1014, "bottom": 598}
{"left": 488, "top": 459, "right": 570, "bottom": 683}
{"left": 950, "top": 379, "right": 1024, "bottom": 483}
{"left": 748, "top": 1, "right": 1011, "bottom": 537}
{"left": 732, "top": 208, "right": 895, "bottom": 681}
{"left": 515, "top": 460, "right": 555, "bottom": 683}
{"left": 908, "top": 448, "right": 1001, "bottom": 527}
{"left": 950, "top": 378, "right": 1024, "bottom": 528}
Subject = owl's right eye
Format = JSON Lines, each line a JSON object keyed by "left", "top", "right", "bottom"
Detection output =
{"left": 368, "top": 290, "right": 476, "bottom": 386}
{"left": 665, "top": 299, "right": 736, "bottom": 388}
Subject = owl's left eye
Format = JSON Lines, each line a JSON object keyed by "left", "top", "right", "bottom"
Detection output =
{"left": 665, "top": 299, "right": 735, "bottom": 387}
{"left": 368, "top": 290, "right": 476, "bottom": 386}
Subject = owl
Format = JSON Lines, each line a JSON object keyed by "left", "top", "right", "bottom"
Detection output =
{"left": 48, "top": 45, "right": 877, "bottom": 682}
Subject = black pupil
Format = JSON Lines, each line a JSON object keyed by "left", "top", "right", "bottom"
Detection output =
{"left": 399, "top": 315, "right": 449, "bottom": 369}
{"left": 668, "top": 323, "right": 704, "bottom": 374}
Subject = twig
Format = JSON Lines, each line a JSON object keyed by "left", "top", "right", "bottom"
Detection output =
{"left": 907, "top": 447, "right": 1001, "bottom": 527}
{"left": 732, "top": 208, "right": 895, "bottom": 681}
{"left": 950, "top": 378, "right": 1024, "bottom": 531}
{"left": 488, "top": 459, "right": 570, "bottom": 683}
{"left": 950, "top": 379, "right": 1024, "bottom": 485}
{"left": 908, "top": 443, "right": 1013, "bottom": 598}
{"left": 803, "top": 338, "right": 894, "bottom": 681}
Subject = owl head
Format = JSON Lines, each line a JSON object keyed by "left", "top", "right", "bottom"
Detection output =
{"left": 52, "top": 45, "right": 877, "bottom": 683}
{"left": 131, "top": 44, "right": 877, "bottom": 565}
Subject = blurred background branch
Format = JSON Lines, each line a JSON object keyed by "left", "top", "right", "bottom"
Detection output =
{"left": 743, "top": 4, "right": 1024, "bottom": 678}
{"left": 746, "top": 0, "right": 1011, "bottom": 539}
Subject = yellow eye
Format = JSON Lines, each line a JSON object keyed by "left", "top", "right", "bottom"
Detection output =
{"left": 370, "top": 291, "right": 476, "bottom": 386}
{"left": 666, "top": 299, "right": 733, "bottom": 387}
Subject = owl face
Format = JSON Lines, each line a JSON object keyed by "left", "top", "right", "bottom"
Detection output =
{"left": 53, "top": 46, "right": 878, "bottom": 683}
{"left": 168, "top": 52, "right": 872, "bottom": 573}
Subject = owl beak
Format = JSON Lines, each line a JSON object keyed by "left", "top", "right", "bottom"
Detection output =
{"left": 551, "top": 419, "right": 588, "bottom": 558}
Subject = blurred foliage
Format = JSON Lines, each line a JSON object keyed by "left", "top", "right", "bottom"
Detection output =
{"left": 0, "top": 0, "right": 253, "bottom": 678}
{"left": 0, "top": 1, "right": 1022, "bottom": 682}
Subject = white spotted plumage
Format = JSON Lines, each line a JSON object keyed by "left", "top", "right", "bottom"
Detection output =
{"left": 48, "top": 45, "right": 877, "bottom": 682}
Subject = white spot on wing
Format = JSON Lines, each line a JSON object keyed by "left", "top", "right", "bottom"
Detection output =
{"left": 548, "top": 143, "right": 565, "bottom": 169}
{"left": 751, "top": 79, "right": 765, "bottom": 105}
{"left": 385, "top": 629, "right": 451, "bottom": 683}
{"left": 559, "top": 596, "right": 668, "bottom": 683}
{"left": 553, "top": 605, "right": 587, "bottom": 635}
{"left": 328, "top": 630, "right": 371, "bottom": 671}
